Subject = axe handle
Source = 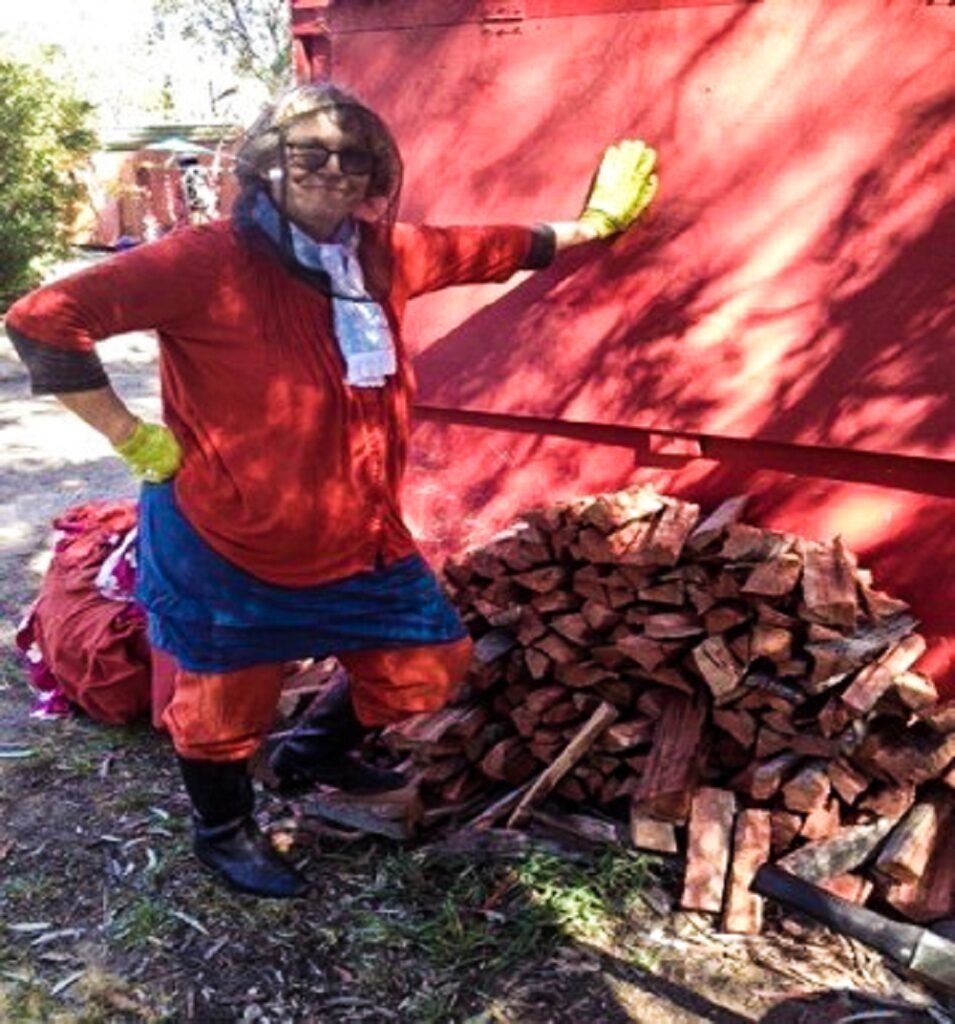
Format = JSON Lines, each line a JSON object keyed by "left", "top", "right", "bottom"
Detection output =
{"left": 753, "top": 865, "right": 923, "bottom": 965}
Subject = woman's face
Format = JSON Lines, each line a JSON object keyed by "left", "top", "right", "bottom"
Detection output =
{"left": 274, "top": 109, "right": 372, "bottom": 239}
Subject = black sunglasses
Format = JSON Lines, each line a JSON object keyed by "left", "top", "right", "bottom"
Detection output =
{"left": 284, "top": 142, "right": 374, "bottom": 177}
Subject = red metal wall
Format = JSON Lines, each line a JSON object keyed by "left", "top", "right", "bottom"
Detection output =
{"left": 294, "top": 0, "right": 955, "bottom": 694}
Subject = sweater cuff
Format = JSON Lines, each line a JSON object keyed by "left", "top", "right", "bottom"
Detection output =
{"left": 524, "top": 224, "right": 557, "bottom": 270}
{"left": 7, "top": 325, "right": 109, "bottom": 395}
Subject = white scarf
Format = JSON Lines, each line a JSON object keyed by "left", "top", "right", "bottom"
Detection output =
{"left": 252, "top": 191, "right": 397, "bottom": 388}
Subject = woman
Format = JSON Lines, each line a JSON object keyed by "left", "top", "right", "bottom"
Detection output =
{"left": 7, "top": 82, "right": 657, "bottom": 898}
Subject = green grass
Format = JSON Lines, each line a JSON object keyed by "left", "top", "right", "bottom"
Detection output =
{"left": 344, "top": 846, "right": 660, "bottom": 981}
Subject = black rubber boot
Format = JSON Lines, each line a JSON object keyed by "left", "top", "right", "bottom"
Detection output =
{"left": 177, "top": 756, "right": 308, "bottom": 899}
{"left": 267, "top": 671, "right": 406, "bottom": 796}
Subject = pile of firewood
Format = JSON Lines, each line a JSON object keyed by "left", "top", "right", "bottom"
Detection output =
{"left": 365, "top": 485, "right": 954, "bottom": 934}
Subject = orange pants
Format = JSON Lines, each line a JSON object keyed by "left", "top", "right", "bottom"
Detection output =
{"left": 162, "top": 637, "right": 473, "bottom": 761}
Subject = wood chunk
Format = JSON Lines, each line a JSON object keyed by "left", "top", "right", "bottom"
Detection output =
{"left": 637, "top": 499, "right": 700, "bottom": 567}
{"left": 712, "top": 709, "right": 757, "bottom": 749}
{"left": 555, "top": 662, "right": 615, "bottom": 689}
{"left": 859, "top": 782, "right": 916, "bottom": 820}
{"left": 439, "top": 770, "right": 488, "bottom": 805}
{"left": 841, "top": 634, "right": 927, "bottom": 716}
{"left": 534, "top": 632, "right": 579, "bottom": 665}
{"left": 755, "top": 727, "right": 791, "bottom": 759}
{"left": 855, "top": 728, "right": 955, "bottom": 786}
{"left": 761, "top": 709, "right": 797, "bottom": 736}
{"left": 302, "top": 788, "right": 422, "bottom": 840}
{"left": 750, "top": 625, "right": 794, "bottom": 663}
{"left": 531, "top": 809, "right": 624, "bottom": 847}
{"left": 818, "top": 874, "right": 873, "bottom": 905}
{"left": 524, "top": 647, "right": 552, "bottom": 680}
{"left": 509, "top": 705, "right": 540, "bottom": 738}
{"left": 782, "top": 763, "right": 831, "bottom": 814}
{"left": 875, "top": 800, "right": 942, "bottom": 885}
{"left": 711, "top": 572, "right": 742, "bottom": 600}
{"left": 634, "top": 692, "right": 707, "bottom": 822}
{"left": 513, "top": 566, "right": 567, "bottom": 593}
{"left": 722, "top": 809, "right": 771, "bottom": 934}
{"left": 919, "top": 699, "right": 955, "bottom": 734}
{"left": 382, "top": 701, "right": 486, "bottom": 751}
{"left": 616, "top": 634, "right": 673, "bottom": 671}
{"left": 789, "top": 732, "right": 841, "bottom": 759}
{"left": 637, "top": 580, "right": 686, "bottom": 606}
{"left": 819, "top": 698, "right": 853, "bottom": 738}
{"left": 644, "top": 612, "right": 705, "bottom": 640}
{"left": 741, "top": 552, "right": 803, "bottom": 598}
{"left": 507, "top": 701, "right": 619, "bottom": 827}
{"left": 524, "top": 686, "right": 570, "bottom": 716}
{"left": 776, "top": 818, "right": 897, "bottom": 882}
{"left": 634, "top": 688, "right": 667, "bottom": 719}
{"left": 635, "top": 665, "right": 696, "bottom": 694}
{"left": 882, "top": 793, "right": 955, "bottom": 923}
{"left": 420, "top": 756, "right": 470, "bottom": 785}
{"left": 532, "top": 590, "right": 578, "bottom": 614}
{"left": 704, "top": 604, "right": 750, "bottom": 634}
{"left": 550, "top": 613, "right": 592, "bottom": 646}
{"left": 528, "top": 736, "right": 564, "bottom": 762}
{"left": 480, "top": 737, "right": 537, "bottom": 784}
{"left": 770, "top": 811, "right": 804, "bottom": 855}
{"left": 827, "top": 759, "right": 871, "bottom": 805}
{"left": 747, "top": 753, "right": 801, "bottom": 801}
{"left": 554, "top": 776, "right": 588, "bottom": 801}
{"left": 755, "top": 601, "right": 800, "bottom": 628}
{"left": 629, "top": 813, "right": 680, "bottom": 854}
{"left": 804, "top": 615, "right": 917, "bottom": 692}
{"left": 598, "top": 718, "right": 655, "bottom": 753}
{"left": 579, "top": 486, "right": 665, "bottom": 533}
{"left": 592, "top": 644, "right": 628, "bottom": 670}
{"left": 801, "top": 537, "right": 859, "bottom": 628}
{"left": 594, "top": 678, "right": 636, "bottom": 706}
{"left": 720, "top": 524, "right": 789, "bottom": 562}
{"left": 517, "top": 608, "right": 548, "bottom": 646}
{"left": 686, "top": 495, "right": 749, "bottom": 552}
{"left": 606, "top": 520, "right": 661, "bottom": 566}
{"left": 801, "top": 798, "right": 841, "bottom": 841}
{"left": 858, "top": 573, "right": 910, "bottom": 620}
{"left": 473, "top": 629, "right": 517, "bottom": 664}
{"left": 539, "top": 700, "right": 582, "bottom": 726}
{"left": 581, "top": 600, "right": 622, "bottom": 633}
{"left": 681, "top": 787, "right": 737, "bottom": 913}
{"left": 691, "top": 636, "right": 744, "bottom": 700}
{"left": 891, "top": 671, "right": 938, "bottom": 711}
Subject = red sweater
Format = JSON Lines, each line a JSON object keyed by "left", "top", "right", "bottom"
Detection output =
{"left": 7, "top": 220, "right": 535, "bottom": 585}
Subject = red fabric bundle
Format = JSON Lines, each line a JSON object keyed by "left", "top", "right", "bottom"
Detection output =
{"left": 23, "top": 501, "right": 152, "bottom": 725}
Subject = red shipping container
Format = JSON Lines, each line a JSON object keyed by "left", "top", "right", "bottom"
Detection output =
{"left": 293, "top": 0, "right": 955, "bottom": 695}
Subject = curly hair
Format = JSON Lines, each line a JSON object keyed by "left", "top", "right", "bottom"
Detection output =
{"left": 234, "top": 82, "right": 402, "bottom": 210}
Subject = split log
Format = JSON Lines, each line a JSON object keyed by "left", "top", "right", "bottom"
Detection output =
{"left": 722, "top": 810, "right": 771, "bottom": 934}
{"left": 681, "top": 787, "right": 736, "bottom": 913}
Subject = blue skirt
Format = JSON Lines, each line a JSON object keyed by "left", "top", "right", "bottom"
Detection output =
{"left": 135, "top": 482, "right": 467, "bottom": 673}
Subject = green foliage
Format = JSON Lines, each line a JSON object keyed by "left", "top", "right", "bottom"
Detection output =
{"left": 152, "top": 0, "right": 291, "bottom": 94}
{"left": 0, "top": 56, "right": 96, "bottom": 307}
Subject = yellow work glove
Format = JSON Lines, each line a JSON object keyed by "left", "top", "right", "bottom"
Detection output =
{"left": 580, "top": 139, "right": 659, "bottom": 238}
{"left": 114, "top": 420, "right": 182, "bottom": 483}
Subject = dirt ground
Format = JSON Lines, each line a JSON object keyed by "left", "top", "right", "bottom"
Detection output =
{"left": 1, "top": 267, "right": 953, "bottom": 1023}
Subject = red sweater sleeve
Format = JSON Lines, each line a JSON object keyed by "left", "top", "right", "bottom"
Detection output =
{"left": 5, "top": 224, "right": 231, "bottom": 352}
{"left": 390, "top": 223, "right": 534, "bottom": 301}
